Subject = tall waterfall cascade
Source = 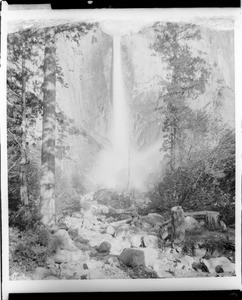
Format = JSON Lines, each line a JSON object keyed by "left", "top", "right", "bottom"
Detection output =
{"left": 88, "top": 29, "right": 162, "bottom": 191}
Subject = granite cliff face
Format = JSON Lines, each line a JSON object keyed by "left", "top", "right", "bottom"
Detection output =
{"left": 22, "top": 22, "right": 234, "bottom": 198}
{"left": 52, "top": 23, "right": 234, "bottom": 194}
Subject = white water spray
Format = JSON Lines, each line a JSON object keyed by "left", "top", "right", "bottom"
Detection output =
{"left": 111, "top": 35, "right": 130, "bottom": 179}
{"left": 88, "top": 22, "right": 162, "bottom": 191}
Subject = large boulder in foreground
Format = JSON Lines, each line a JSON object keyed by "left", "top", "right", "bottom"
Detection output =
{"left": 118, "top": 248, "right": 145, "bottom": 268}
{"left": 201, "top": 257, "right": 235, "bottom": 274}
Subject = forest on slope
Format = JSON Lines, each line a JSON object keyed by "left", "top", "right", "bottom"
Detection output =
{"left": 7, "top": 20, "right": 235, "bottom": 280}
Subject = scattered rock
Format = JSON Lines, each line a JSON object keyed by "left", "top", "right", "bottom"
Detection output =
{"left": 53, "top": 249, "right": 89, "bottom": 263}
{"left": 129, "top": 234, "right": 143, "bottom": 248}
{"left": 194, "top": 248, "right": 207, "bottom": 259}
{"left": 184, "top": 216, "right": 199, "bottom": 232}
{"left": 74, "top": 241, "right": 90, "bottom": 251}
{"left": 114, "top": 224, "right": 130, "bottom": 239}
{"left": 146, "top": 213, "right": 164, "bottom": 225}
{"left": 71, "top": 212, "right": 82, "bottom": 218}
{"left": 108, "top": 256, "right": 119, "bottom": 267}
{"left": 118, "top": 248, "right": 145, "bottom": 268}
{"left": 106, "top": 225, "right": 115, "bottom": 235}
{"left": 140, "top": 220, "right": 153, "bottom": 230}
{"left": 53, "top": 229, "right": 78, "bottom": 251}
{"left": 143, "top": 235, "right": 159, "bottom": 249}
{"left": 98, "top": 241, "right": 111, "bottom": 253}
{"left": 201, "top": 257, "right": 235, "bottom": 274}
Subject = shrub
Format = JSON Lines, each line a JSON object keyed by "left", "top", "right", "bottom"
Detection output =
{"left": 9, "top": 224, "right": 52, "bottom": 274}
{"left": 9, "top": 201, "right": 42, "bottom": 231}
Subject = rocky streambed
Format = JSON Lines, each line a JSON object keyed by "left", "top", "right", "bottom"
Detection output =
{"left": 11, "top": 191, "right": 235, "bottom": 281}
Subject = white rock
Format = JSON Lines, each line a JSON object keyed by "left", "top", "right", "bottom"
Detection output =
{"left": 106, "top": 225, "right": 115, "bottom": 235}
{"left": 201, "top": 257, "right": 235, "bottom": 274}
{"left": 184, "top": 216, "right": 199, "bottom": 232}
{"left": 129, "top": 234, "right": 143, "bottom": 248}
{"left": 146, "top": 213, "right": 164, "bottom": 225}
{"left": 143, "top": 235, "right": 159, "bottom": 248}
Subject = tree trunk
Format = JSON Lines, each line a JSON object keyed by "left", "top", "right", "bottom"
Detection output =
{"left": 40, "top": 27, "right": 56, "bottom": 226}
{"left": 171, "top": 206, "right": 186, "bottom": 248}
{"left": 20, "top": 45, "right": 28, "bottom": 206}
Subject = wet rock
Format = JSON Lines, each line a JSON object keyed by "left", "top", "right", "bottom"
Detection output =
{"left": 184, "top": 216, "right": 199, "bottom": 232}
{"left": 143, "top": 235, "right": 159, "bottom": 249}
{"left": 201, "top": 257, "right": 235, "bottom": 274}
{"left": 98, "top": 241, "right": 111, "bottom": 253}
{"left": 106, "top": 225, "right": 115, "bottom": 235}
{"left": 118, "top": 248, "right": 145, "bottom": 268}
{"left": 129, "top": 234, "right": 143, "bottom": 248}
{"left": 146, "top": 213, "right": 164, "bottom": 225}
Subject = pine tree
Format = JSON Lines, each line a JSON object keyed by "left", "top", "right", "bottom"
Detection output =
{"left": 40, "top": 27, "right": 57, "bottom": 226}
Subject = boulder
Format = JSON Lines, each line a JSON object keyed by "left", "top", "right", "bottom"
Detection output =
{"left": 53, "top": 229, "right": 78, "bottom": 251}
{"left": 129, "top": 234, "right": 143, "bottom": 248}
{"left": 201, "top": 257, "right": 235, "bottom": 274}
{"left": 114, "top": 224, "right": 130, "bottom": 239}
{"left": 143, "top": 235, "right": 159, "bottom": 249}
{"left": 109, "top": 238, "right": 130, "bottom": 255}
{"left": 118, "top": 248, "right": 145, "bottom": 268}
{"left": 194, "top": 248, "right": 207, "bottom": 259}
{"left": 184, "top": 216, "right": 199, "bottom": 232}
{"left": 106, "top": 225, "right": 115, "bottom": 235}
{"left": 146, "top": 213, "right": 164, "bottom": 225}
{"left": 98, "top": 241, "right": 111, "bottom": 253}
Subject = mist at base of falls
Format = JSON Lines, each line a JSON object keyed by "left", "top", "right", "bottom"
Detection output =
{"left": 88, "top": 34, "right": 162, "bottom": 192}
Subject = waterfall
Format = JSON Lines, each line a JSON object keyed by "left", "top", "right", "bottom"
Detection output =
{"left": 88, "top": 31, "right": 162, "bottom": 191}
{"left": 111, "top": 35, "right": 130, "bottom": 183}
